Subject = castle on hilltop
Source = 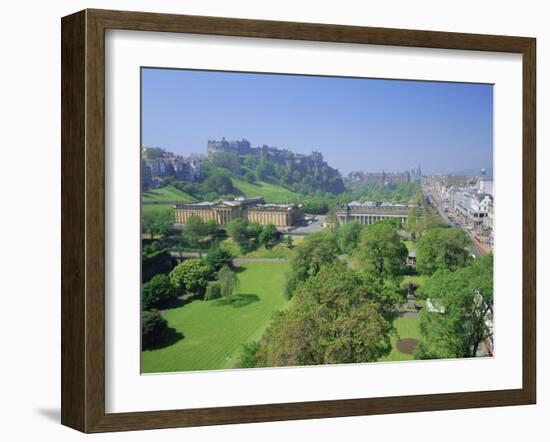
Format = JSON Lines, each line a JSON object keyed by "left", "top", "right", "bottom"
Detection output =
{"left": 207, "top": 137, "right": 325, "bottom": 166}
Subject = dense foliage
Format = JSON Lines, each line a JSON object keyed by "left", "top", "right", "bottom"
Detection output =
{"left": 284, "top": 231, "right": 339, "bottom": 298}
{"left": 217, "top": 265, "right": 239, "bottom": 299}
{"left": 417, "top": 254, "right": 493, "bottom": 359}
{"left": 142, "top": 209, "right": 175, "bottom": 239}
{"left": 354, "top": 221, "right": 408, "bottom": 282}
{"left": 405, "top": 207, "right": 443, "bottom": 240}
{"left": 226, "top": 219, "right": 279, "bottom": 254}
{"left": 142, "top": 310, "right": 169, "bottom": 350}
{"left": 142, "top": 274, "right": 177, "bottom": 310}
{"left": 348, "top": 181, "right": 422, "bottom": 204}
{"left": 205, "top": 245, "right": 234, "bottom": 272}
{"left": 204, "top": 281, "right": 222, "bottom": 300}
{"left": 169, "top": 258, "right": 212, "bottom": 297}
{"left": 415, "top": 227, "right": 472, "bottom": 275}
{"left": 336, "top": 220, "right": 365, "bottom": 254}
{"left": 256, "top": 263, "right": 393, "bottom": 367}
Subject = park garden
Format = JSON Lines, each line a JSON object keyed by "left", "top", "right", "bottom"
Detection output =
{"left": 141, "top": 203, "right": 494, "bottom": 373}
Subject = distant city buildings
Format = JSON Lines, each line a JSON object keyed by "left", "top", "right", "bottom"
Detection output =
{"left": 174, "top": 196, "right": 305, "bottom": 229}
{"left": 141, "top": 147, "right": 201, "bottom": 190}
{"left": 425, "top": 170, "right": 494, "bottom": 252}
{"left": 348, "top": 164, "right": 423, "bottom": 185}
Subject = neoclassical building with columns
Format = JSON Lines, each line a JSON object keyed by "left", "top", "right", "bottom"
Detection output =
{"left": 174, "top": 196, "right": 304, "bottom": 228}
{"left": 336, "top": 201, "right": 413, "bottom": 226}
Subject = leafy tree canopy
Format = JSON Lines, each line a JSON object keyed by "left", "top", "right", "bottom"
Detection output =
{"left": 417, "top": 254, "right": 493, "bottom": 359}
{"left": 142, "top": 274, "right": 177, "bottom": 310}
{"left": 141, "top": 310, "right": 169, "bottom": 350}
{"left": 259, "top": 223, "right": 279, "bottom": 246}
{"left": 415, "top": 227, "right": 472, "bottom": 275}
{"left": 257, "top": 262, "right": 393, "bottom": 367}
{"left": 205, "top": 245, "right": 234, "bottom": 272}
{"left": 142, "top": 209, "right": 174, "bottom": 240}
{"left": 217, "top": 265, "right": 239, "bottom": 299}
{"left": 354, "top": 221, "right": 408, "bottom": 281}
{"left": 285, "top": 231, "right": 339, "bottom": 298}
{"left": 336, "top": 220, "right": 364, "bottom": 254}
{"left": 169, "top": 258, "right": 212, "bottom": 297}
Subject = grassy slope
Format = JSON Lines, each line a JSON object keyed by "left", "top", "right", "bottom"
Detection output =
{"left": 231, "top": 176, "right": 296, "bottom": 203}
{"left": 142, "top": 185, "right": 196, "bottom": 203}
{"left": 141, "top": 261, "right": 290, "bottom": 373}
{"left": 379, "top": 316, "right": 422, "bottom": 362}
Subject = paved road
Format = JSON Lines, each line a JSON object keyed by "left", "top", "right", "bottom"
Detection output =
{"left": 423, "top": 187, "right": 487, "bottom": 257}
{"left": 287, "top": 215, "right": 326, "bottom": 236}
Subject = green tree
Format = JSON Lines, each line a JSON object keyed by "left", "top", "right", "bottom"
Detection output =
{"left": 417, "top": 254, "right": 493, "bottom": 359}
{"left": 354, "top": 221, "right": 408, "bottom": 281}
{"left": 205, "top": 245, "right": 234, "bottom": 272}
{"left": 226, "top": 218, "right": 249, "bottom": 252}
{"left": 406, "top": 208, "right": 443, "bottom": 240}
{"left": 217, "top": 265, "right": 239, "bottom": 299}
{"left": 325, "top": 207, "right": 337, "bottom": 225}
{"left": 142, "top": 209, "right": 174, "bottom": 240}
{"left": 285, "top": 231, "right": 339, "bottom": 298}
{"left": 203, "top": 170, "right": 235, "bottom": 195}
{"left": 169, "top": 258, "right": 212, "bottom": 297}
{"left": 204, "top": 281, "right": 222, "bottom": 300}
{"left": 284, "top": 235, "right": 294, "bottom": 249}
{"left": 336, "top": 220, "right": 364, "bottom": 254}
{"left": 142, "top": 147, "right": 164, "bottom": 159}
{"left": 181, "top": 215, "right": 207, "bottom": 248}
{"left": 257, "top": 263, "right": 393, "bottom": 367}
{"left": 259, "top": 223, "right": 279, "bottom": 246}
{"left": 210, "top": 152, "right": 241, "bottom": 174}
{"left": 141, "top": 310, "right": 168, "bottom": 350}
{"left": 141, "top": 274, "right": 177, "bottom": 310}
{"left": 246, "top": 222, "right": 263, "bottom": 251}
{"left": 236, "top": 342, "right": 261, "bottom": 368}
{"left": 415, "top": 227, "right": 471, "bottom": 275}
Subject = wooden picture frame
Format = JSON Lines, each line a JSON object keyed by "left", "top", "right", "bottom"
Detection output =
{"left": 61, "top": 8, "right": 536, "bottom": 433}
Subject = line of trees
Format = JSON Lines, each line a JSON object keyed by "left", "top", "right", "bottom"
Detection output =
{"left": 226, "top": 219, "right": 280, "bottom": 254}
{"left": 238, "top": 219, "right": 409, "bottom": 368}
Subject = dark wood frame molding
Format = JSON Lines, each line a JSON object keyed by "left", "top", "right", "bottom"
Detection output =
{"left": 61, "top": 9, "right": 536, "bottom": 433}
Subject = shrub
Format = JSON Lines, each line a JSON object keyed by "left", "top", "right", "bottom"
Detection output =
{"left": 169, "top": 258, "right": 212, "bottom": 297}
{"left": 236, "top": 342, "right": 261, "bottom": 368}
{"left": 205, "top": 246, "right": 234, "bottom": 272}
{"left": 142, "top": 274, "right": 177, "bottom": 310}
{"left": 141, "top": 310, "right": 168, "bottom": 349}
{"left": 205, "top": 281, "right": 222, "bottom": 300}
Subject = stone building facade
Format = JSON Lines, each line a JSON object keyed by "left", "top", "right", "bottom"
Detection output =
{"left": 336, "top": 201, "right": 411, "bottom": 225}
{"left": 174, "top": 197, "right": 304, "bottom": 228}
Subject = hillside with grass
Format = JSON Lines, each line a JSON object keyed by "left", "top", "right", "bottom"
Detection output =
{"left": 142, "top": 185, "right": 197, "bottom": 203}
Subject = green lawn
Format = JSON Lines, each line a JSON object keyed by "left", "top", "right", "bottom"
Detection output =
{"left": 141, "top": 203, "right": 174, "bottom": 216}
{"left": 379, "top": 316, "right": 422, "bottom": 362}
{"left": 141, "top": 261, "right": 290, "bottom": 373}
{"left": 404, "top": 240, "right": 415, "bottom": 252}
{"left": 142, "top": 185, "right": 196, "bottom": 203}
{"left": 232, "top": 176, "right": 296, "bottom": 203}
{"left": 220, "top": 237, "right": 294, "bottom": 259}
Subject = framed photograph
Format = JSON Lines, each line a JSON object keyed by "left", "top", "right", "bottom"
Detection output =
{"left": 61, "top": 9, "right": 536, "bottom": 433}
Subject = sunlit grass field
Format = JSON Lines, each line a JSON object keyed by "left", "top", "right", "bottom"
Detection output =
{"left": 379, "top": 316, "right": 422, "bottom": 362}
{"left": 141, "top": 261, "right": 290, "bottom": 373}
{"left": 142, "top": 185, "right": 196, "bottom": 203}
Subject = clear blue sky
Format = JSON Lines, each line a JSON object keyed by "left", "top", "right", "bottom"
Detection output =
{"left": 141, "top": 68, "right": 493, "bottom": 175}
